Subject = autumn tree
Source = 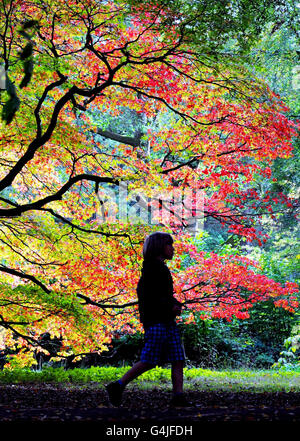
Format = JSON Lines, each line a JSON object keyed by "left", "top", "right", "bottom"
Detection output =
{"left": 0, "top": 0, "right": 298, "bottom": 366}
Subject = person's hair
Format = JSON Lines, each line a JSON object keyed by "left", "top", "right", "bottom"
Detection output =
{"left": 142, "top": 232, "right": 173, "bottom": 260}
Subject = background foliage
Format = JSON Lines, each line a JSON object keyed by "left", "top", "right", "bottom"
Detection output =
{"left": 0, "top": 0, "right": 299, "bottom": 369}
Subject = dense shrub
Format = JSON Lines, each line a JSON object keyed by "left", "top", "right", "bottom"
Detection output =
{"left": 180, "top": 303, "right": 295, "bottom": 369}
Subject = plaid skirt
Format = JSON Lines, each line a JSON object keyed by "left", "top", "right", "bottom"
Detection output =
{"left": 140, "top": 322, "right": 185, "bottom": 366}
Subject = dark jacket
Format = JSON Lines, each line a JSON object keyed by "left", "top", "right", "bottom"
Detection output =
{"left": 137, "top": 258, "right": 182, "bottom": 328}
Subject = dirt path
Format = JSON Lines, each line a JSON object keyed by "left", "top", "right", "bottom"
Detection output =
{"left": 0, "top": 384, "right": 299, "bottom": 437}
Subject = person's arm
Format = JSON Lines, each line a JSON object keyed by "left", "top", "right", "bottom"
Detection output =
{"left": 141, "top": 262, "right": 173, "bottom": 308}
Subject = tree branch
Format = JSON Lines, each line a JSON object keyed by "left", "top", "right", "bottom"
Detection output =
{"left": 95, "top": 128, "right": 143, "bottom": 147}
{"left": 76, "top": 292, "right": 138, "bottom": 309}
{"left": 0, "top": 265, "right": 51, "bottom": 293}
{"left": 0, "top": 174, "right": 119, "bottom": 217}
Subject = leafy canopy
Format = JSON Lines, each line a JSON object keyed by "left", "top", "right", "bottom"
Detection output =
{"left": 0, "top": 0, "right": 298, "bottom": 366}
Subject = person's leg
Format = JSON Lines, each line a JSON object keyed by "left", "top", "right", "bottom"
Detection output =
{"left": 168, "top": 325, "right": 190, "bottom": 406}
{"left": 120, "top": 361, "right": 154, "bottom": 386}
{"left": 106, "top": 361, "right": 154, "bottom": 406}
{"left": 171, "top": 360, "right": 184, "bottom": 394}
{"left": 170, "top": 360, "right": 191, "bottom": 406}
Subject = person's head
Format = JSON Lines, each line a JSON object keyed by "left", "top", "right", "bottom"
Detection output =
{"left": 143, "top": 232, "right": 174, "bottom": 261}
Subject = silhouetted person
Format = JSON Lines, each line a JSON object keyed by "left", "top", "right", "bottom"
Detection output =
{"left": 106, "top": 232, "right": 190, "bottom": 407}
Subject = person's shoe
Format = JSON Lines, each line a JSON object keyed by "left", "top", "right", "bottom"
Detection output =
{"left": 106, "top": 381, "right": 124, "bottom": 406}
{"left": 170, "top": 393, "right": 192, "bottom": 407}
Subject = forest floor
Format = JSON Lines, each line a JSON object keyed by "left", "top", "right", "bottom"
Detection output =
{"left": 0, "top": 383, "right": 300, "bottom": 437}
